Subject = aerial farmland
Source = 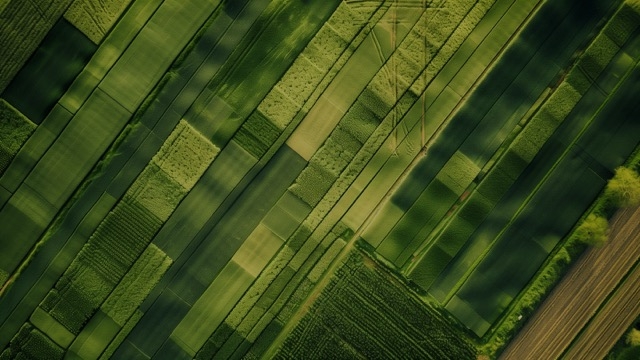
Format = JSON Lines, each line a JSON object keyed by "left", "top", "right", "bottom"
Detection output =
{"left": 1, "top": 0, "right": 639, "bottom": 359}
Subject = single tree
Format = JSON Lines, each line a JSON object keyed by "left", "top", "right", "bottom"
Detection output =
{"left": 574, "top": 214, "right": 609, "bottom": 246}
{"left": 626, "top": 328, "right": 640, "bottom": 347}
{"left": 605, "top": 167, "right": 640, "bottom": 207}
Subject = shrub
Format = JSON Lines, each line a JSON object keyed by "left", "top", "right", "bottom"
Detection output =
{"left": 627, "top": 328, "right": 640, "bottom": 347}
{"left": 604, "top": 166, "right": 640, "bottom": 207}
{"left": 574, "top": 214, "right": 609, "bottom": 246}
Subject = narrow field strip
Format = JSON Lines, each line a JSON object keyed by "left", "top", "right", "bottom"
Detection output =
{"left": 499, "top": 206, "right": 640, "bottom": 360}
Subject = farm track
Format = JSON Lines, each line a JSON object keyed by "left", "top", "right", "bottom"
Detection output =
{"left": 499, "top": 205, "right": 640, "bottom": 360}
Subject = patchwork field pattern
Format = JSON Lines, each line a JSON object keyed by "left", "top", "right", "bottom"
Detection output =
{"left": 1, "top": 0, "right": 639, "bottom": 359}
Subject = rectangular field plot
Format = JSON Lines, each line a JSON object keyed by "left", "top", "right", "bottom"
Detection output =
{"left": 2, "top": 19, "right": 97, "bottom": 124}
{"left": 275, "top": 249, "right": 476, "bottom": 359}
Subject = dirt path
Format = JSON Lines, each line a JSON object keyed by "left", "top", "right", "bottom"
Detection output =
{"left": 499, "top": 206, "right": 640, "bottom": 360}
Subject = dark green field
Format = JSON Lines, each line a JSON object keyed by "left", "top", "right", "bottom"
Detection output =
{"left": 1, "top": 0, "right": 639, "bottom": 359}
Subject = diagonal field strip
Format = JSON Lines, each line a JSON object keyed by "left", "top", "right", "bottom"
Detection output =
{"left": 499, "top": 205, "right": 640, "bottom": 360}
{"left": 562, "top": 254, "right": 640, "bottom": 359}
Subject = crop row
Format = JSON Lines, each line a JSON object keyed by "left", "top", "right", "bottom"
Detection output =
{"left": 411, "top": 0, "right": 496, "bottom": 95}
{"left": 0, "top": 98, "right": 35, "bottom": 175}
{"left": 30, "top": 121, "right": 214, "bottom": 338}
{"left": 199, "top": 224, "right": 346, "bottom": 358}
{"left": 257, "top": 3, "right": 380, "bottom": 130}
{"left": 234, "top": 110, "right": 281, "bottom": 159}
{"left": 296, "top": 0, "right": 496, "bottom": 232}
{"left": 410, "top": 81, "right": 583, "bottom": 292}
{"left": 0, "top": 323, "right": 64, "bottom": 360}
{"left": 0, "top": 0, "right": 70, "bottom": 93}
{"left": 151, "top": 120, "right": 220, "bottom": 190}
{"left": 199, "top": 0, "right": 490, "bottom": 356}
{"left": 101, "top": 244, "right": 172, "bottom": 326}
{"left": 99, "top": 310, "right": 143, "bottom": 360}
{"left": 125, "top": 164, "right": 188, "bottom": 221}
{"left": 63, "top": 0, "right": 134, "bottom": 44}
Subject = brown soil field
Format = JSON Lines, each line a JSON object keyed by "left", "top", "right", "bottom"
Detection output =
{"left": 499, "top": 205, "right": 640, "bottom": 360}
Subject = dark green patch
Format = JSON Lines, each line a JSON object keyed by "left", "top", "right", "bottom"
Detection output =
{"left": 1, "top": 19, "right": 96, "bottom": 123}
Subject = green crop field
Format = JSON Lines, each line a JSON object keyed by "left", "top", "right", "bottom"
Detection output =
{"left": 1, "top": 0, "right": 640, "bottom": 359}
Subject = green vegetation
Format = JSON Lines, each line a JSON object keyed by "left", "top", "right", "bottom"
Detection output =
{"left": 102, "top": 244, "right": 172, "bottom": 326}
{"left": 256, "top": 1, "right": 377, "bottom": 131}
{"left": 574, "top": 214, "right": 610, "bottom": 246}
{"left": 0, "top": 99, "right": 36, "bottom": 175}
{"left": 11, "top": 120, "right": 215, "bottom": 339}
{"left": 606, "top": 317, "right": 640, "bottom": 360}
{"left": 290, "top": 163, "right": 337, "bottom": 207}
{"left": 64, "top": 0, "right": 135, "bottom": 44}
{"left": 627, "top": 328, "right": 640, "bottom": 347}
{"left": 151, "top": 120, "right": 220, "bottom": 190}
{"left": 482, "top": 146, "right": 640, "bottom": 357}
{"left": 234, "top": 110, "right": 281, "bottom": 159}
{"left": 275, "top": 250, "right": 476, "bottom": 359}
{"left": 579, "top": 33, "right": 621, "bottom": 80}
{"left": 604, "top": 166, "right": 640, "bottom": 207}
{"left": 0, "top": 324, "right": 64, "bottom": 360}
{"left": 99, "top": 310, "right": 143, "bottom": 360}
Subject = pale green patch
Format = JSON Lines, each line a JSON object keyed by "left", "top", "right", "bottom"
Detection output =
{"left": 99, "top": 310, "right": 143, "bottom": 360}
{"left": 64, "top": 0, "right": 135, "bottom": 44}
{"left": 29, "top": 307, "right": 75, "bottom": 348}
{"left": 152, "top": 120, "right": 220, "bottom": 189}
{"left": 231, "top": 224, "right": 283, "bottom": 278}
{"left": 102, "top": 244, "right": 172, "bottom": 326}
{"left": 436, "top": 151, "right": 480, "bottom": 195}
